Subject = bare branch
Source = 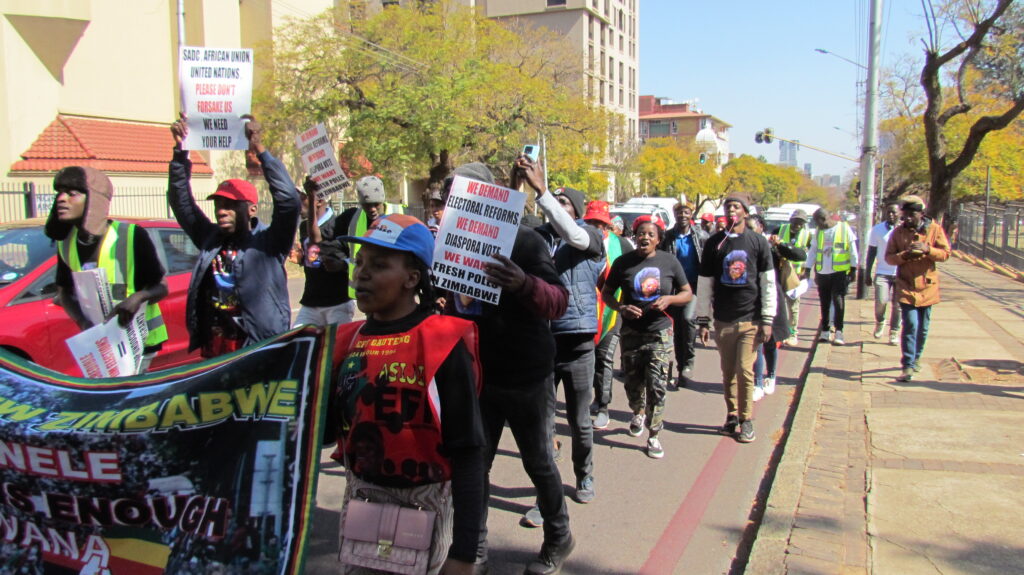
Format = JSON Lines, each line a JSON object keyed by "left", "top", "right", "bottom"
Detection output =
{"left": 946, "top": 97, "right": 1024, "bottom": 178}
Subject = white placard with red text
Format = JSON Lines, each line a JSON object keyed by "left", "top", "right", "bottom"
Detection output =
{"left": 431, "top": 176, "right": 525, "bottom": 305}
{"left": 179, "top": 46, "right": 254, "bottom": 150}
{"left": 295, "top": 123, "right": 350, "bottom": 199}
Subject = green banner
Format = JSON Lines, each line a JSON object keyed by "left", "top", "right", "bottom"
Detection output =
{"left": 0, "top": 326, "right": 331, "bottom": 574}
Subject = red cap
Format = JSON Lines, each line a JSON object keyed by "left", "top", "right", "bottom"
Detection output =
{"left": 632, "top": 214, "right": 666, "bottom": 234}
{"left": 208, "top": 179, "right": 259, "bottom": 204}
{"left": 700, "top": 213, "right": 714, "bottom": 222}
{"left": 582, "top": 200, "right": 613, "bottom": 226}
{"left": 715, "top": 216, "right": 728, "bottom": 224}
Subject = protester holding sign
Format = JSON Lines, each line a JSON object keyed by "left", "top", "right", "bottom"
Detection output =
{"left": 516, "top": 158, "right": 605, "bottom": 507}
{"left": 46, "top": 166, "right": 169, "bottom": 373}
{"left": 329, "top": 214, "right": 485, "bottom": 575}
{"left": 439, "top": 163, "right": 576, "bottom": 575}
{"left": 169, "top": 113, "right": 300, "bottom": 358}
{"left": 293, "top": 178, "right": 354, "bottom": 327}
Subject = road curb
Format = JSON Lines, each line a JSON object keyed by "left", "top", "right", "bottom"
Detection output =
{"left": 745, "top": 336, "right": 831, "bottom": 574}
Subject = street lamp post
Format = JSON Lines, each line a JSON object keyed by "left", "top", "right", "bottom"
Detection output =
{"left": 855, "top": 0, "right": 883, "bottom": 300}
{"left": 814, "top": 48, "right": 868, "bottom": 70}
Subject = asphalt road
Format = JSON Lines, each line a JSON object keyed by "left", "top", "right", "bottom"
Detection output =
{"left": 289, "top": 276, "right": 816, "bottom": 574}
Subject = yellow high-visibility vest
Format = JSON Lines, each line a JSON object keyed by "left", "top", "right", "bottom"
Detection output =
{"left": 814, "top": 222, "right": 852, "bottom": 273}
{"left": 58, "top": 221, "right": 167, "bottom": 347}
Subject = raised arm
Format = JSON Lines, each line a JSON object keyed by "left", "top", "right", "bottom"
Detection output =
{"left": 167, "top": 114, "right": 216, "bottom": 246}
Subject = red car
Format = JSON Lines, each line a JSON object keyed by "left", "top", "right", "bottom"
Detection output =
{"left": 0, "top": 217, "right": 200, "bottom": 375}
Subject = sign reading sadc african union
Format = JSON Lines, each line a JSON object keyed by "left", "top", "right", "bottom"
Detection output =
{"left": 0, "top": 327, "right": 331, "bottom": 574}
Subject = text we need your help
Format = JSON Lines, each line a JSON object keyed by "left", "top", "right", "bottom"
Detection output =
{"left": 432, "top": 176, "right": 525, "bottom": 305}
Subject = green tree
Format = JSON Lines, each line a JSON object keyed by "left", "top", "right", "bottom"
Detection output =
{"left": 636, "top": 137, "right": 721, "bottom": 207}
{"left": 255, "top": 1, "right": 607, "bottom": 189}
{"left": 720, "top": 155, "right": 805, "bottom": 208}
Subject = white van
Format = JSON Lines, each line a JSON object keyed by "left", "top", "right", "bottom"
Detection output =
{"left": 764, "top": 203, "right": 821, "bottom": 233}
{"left": 622, "top": 196, "right": 685, "bottom": 229}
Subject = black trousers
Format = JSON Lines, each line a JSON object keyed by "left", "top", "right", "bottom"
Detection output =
{"left": 816, "top": 271, "right": 850, "bottom": 331}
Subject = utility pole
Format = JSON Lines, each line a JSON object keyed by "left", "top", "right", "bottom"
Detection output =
{"left": 856, "top": 0, "right": 882, "bottom": 299}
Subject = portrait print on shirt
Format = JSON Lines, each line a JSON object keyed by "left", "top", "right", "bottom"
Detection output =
{"left": 722, "top": 249, "right": 750, "bottom": 285}
{"left": 633, "top": 267, "right": 662, "bottom": 301}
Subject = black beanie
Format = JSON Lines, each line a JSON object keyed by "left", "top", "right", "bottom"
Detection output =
{"left": 553, "top": 187, "right": 586, "bottom": 220}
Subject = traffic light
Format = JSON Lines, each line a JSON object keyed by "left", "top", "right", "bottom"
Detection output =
{"left": 698, "top": 153, "right": 707, "bottom": 164}
{"left": 764, "top": 128, "right": 774, "bottom": 144}
{"left": 755, "top": 131, "right": 764, "bottom": 144}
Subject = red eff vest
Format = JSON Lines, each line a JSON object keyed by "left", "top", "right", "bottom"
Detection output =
{"left": 331, "top": 315, "right": 481, "bottom": 486}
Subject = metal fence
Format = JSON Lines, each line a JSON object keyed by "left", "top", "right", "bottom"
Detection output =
{"left": 956, "top": 201, "right": 1024, "bottom": 271}
{"left": 1, "top": 181, "right": 179, "bottom": 223}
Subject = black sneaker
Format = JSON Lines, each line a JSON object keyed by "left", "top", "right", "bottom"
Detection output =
{"left": 575, "top": 476, "right": 595, "bottom": 504}
{"left": 718, "top": 414, "right": 739, "bottom": 436}
{"left": 525, "top": 534, "right": 575, "bottom": 575}
{"left": 737, "top": 420, "right": 755, "bottom": 443}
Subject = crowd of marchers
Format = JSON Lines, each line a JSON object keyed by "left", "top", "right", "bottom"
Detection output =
{"left": 42, "top": 115, "right": 950, "bottom": 575}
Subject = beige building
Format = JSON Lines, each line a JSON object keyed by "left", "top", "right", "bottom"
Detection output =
{"left": 0, "top": 0, "right": 334, "bottom": 221}
{"left": 471, "top": 0, "right": 640, "bottom": 144}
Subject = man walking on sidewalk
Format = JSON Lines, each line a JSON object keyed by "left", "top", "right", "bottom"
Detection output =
{"left": 696, "top": 195, "right": 777, "bottom": 444}
{"left": 885, "top": 195, "right": 951, "bottom": 382}
{"left": 865, "top": 201, "right": 902, "bottom": 344}
{"left": 808, "top": 208, "right": 858, "bottom": 346}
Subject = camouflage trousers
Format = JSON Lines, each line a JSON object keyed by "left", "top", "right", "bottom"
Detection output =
{"left": 620, "top": 326, "right": 672, "bottom": 435}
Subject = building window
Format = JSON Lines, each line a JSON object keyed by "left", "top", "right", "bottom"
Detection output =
{"left": 670, "top": 121, "right": 678, "bottom": 135}
{"left": 608, "top": 83, "right": 614, "bottom": 102}
{"left": 619, "top": 34, "right": 624, "bottom": 51}
{"left": 547, "top": 0, "right": 567, "bottom": 6}
{"left": 619, "top": 88, "right": 623, "bottom": 105}
{"left": 605, "top": 0, "right": 610, "bottom": 17}
{"left": 619, "top": 62, "right": 624, "bottom": 84}
{"left": 640, "top": 121, "right": 648, "bottom": 137}
{"left": 609, "top": 59, "right": 614, "bottom": 81}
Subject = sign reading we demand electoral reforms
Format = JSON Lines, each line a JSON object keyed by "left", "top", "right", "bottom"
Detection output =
{"left": 295, "top": 124, "right": 349, "bottom": 200}
{"left": 179, "top": 46, "right": 254, "bottom": 150}
{"left": 432, "top": 176, "right": 525, "bottom": 305}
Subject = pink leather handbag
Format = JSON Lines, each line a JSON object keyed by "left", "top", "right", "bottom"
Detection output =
{"left": 340, "top": 498, "right": 437, "bottom": 575}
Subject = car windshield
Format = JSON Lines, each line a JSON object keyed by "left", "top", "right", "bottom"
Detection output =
{"left": 0, "top": 225, "right": 55, "bottom": 285}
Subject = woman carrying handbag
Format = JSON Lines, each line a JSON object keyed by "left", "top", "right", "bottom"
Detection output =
{"left": 329, "top": 214, "right": 485, "bottom": 575}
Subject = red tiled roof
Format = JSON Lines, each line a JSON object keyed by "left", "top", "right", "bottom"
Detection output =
{"left": 11, "top": 115, "right": 213, "bottom": 175}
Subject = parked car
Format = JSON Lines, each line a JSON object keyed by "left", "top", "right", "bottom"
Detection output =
{"left": 0, "top": 217, "right": 201, "bottom": 375}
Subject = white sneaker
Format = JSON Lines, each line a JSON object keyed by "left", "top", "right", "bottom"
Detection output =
{"left": 833, "top": 330, "right": 845, "bottom": 345}
{"left": 819, "top": 331, "right": 831, "bottom": 343}
{"left": 785, "top": 334, "right": 799, "bottom": 346}
{"left": 873, "top": 323, "right": 884, "bottom": 339}
{"left": 753, "top": 386, "right": 765, "bottom": 402}
{"left": 889, "top": 330, "right": 898, "bottom": 345}
{"left": 764, "top": 376, "right": 776, "bottom": 395}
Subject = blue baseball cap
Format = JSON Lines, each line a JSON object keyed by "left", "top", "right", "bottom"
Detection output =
{"left": 341, "top": 214, "right": 435, "bottom": 267}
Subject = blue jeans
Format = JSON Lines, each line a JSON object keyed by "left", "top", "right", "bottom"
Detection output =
{"left": 478, "top": 375, "right": 570, "bottom": 557}
{"left": 899, "top": 303, "right": 932, "bottom": 369}
{"left": 753, "top": 338, "right": 778, "bottom": 387}
{"left": 553, "top": 343, "right": 595, "bottom": 483}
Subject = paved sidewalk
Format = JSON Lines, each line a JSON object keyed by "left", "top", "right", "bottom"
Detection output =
{"left": 748, "top": 258, "right": 1024, "bottom": 575}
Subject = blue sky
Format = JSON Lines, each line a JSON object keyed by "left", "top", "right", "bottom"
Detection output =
{"left": 639, "top": 0, "right": 929, "bottom": 180}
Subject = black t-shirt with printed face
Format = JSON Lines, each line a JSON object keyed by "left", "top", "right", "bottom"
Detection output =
{"left": 700, "top": 229, "right": 773, "bottom": 323}
{"left": 605, "top": 250, "right": 687, "bottom": 332}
